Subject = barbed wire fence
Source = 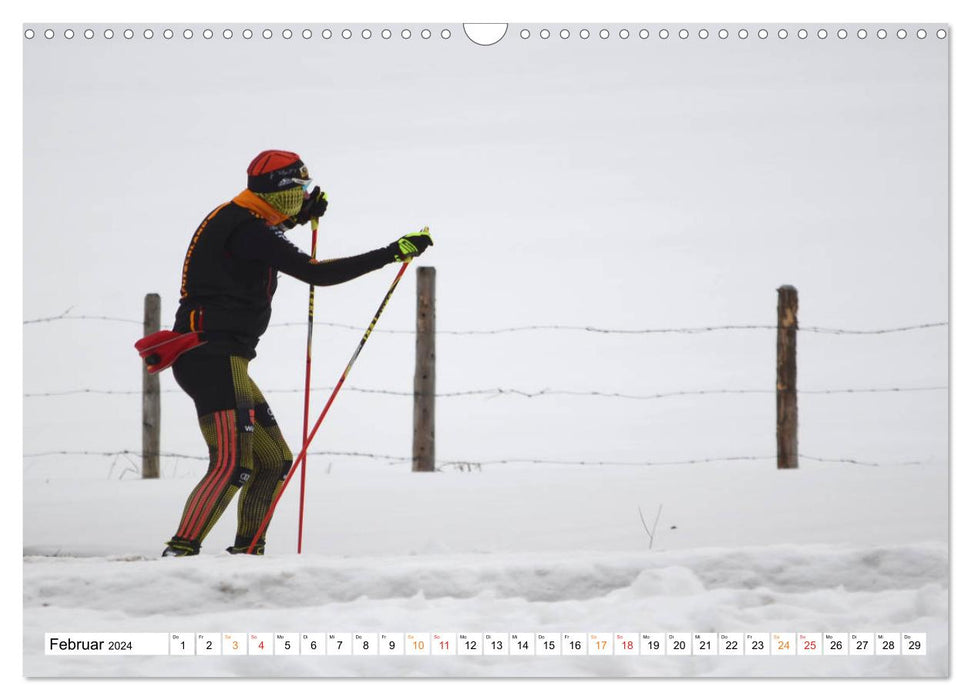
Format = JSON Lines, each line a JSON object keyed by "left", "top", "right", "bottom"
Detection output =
{"left": 21, "top": 449, "right": 927, "bottom": 471}
{"left": 23, "top": 385, "right": 948, "bottom": 400}
{"left": 22, "top": 295, "right": 948, "bottom": 476}
{"left": 23, "top": 309, "right": 947, "bottom": 336}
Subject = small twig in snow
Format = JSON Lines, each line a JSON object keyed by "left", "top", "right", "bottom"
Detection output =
{"left": 638, "top": 504, "right": 664, "bottom": 550}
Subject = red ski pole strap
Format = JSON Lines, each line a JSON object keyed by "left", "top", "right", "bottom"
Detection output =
{"left": 134, "top": 330, "right": 206, "bottom": 374}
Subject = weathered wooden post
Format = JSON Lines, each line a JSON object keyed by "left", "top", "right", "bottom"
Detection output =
{"left": 142, "top": 293, "right": 161, "bottom": 479}
{"left": 413, "top": 267, "right": 436, "bottom": 472}
{"left": 776, "top": 285, "right": 798, "bottom": 469}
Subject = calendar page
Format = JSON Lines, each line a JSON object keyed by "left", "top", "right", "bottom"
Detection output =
{"left": 21, "top": 1, "right": 950, "bottom": 681}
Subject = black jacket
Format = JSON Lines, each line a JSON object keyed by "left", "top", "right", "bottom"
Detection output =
{"left": 174, "top": 194, "right": 395, "bottom": 358}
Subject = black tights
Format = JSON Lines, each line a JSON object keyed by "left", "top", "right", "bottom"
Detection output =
{"left": 168, "top": 352, "right": 293, "bottom": 551}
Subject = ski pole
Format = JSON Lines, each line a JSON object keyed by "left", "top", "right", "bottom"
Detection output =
{"left": 297, "top": 217, "right": 319, "bottom": 554}
{"left": 247, "top": 261, "right": 412, "bottom": 553}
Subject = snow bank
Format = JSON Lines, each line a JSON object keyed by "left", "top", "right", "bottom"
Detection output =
{"left": 24, "top": 544, "right": 947, "bottom": 677}
{"left": 23, "top": 461, "right": 948, "bottom": 677}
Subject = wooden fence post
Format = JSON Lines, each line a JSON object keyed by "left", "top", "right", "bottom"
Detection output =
{"left": 143, "top": 293, "right": 161, "bottom": 479}
{"left": 413, "top": 267, "right": 436, "bottom": 472}
{"left": 776, "top": 285, "right": 798, "bottom": 469}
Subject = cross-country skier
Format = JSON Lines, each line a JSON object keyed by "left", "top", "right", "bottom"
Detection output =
{"left": 152, "top": 150, "right": 432, "bottom": 557}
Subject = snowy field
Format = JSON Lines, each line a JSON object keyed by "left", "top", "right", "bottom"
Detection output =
{"left": 23, "top": 460, "right": 948, "bottom": 678}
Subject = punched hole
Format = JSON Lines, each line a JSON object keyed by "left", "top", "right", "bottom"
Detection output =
{"left": 463, "top": 24, "right": 506, "bottom": 45}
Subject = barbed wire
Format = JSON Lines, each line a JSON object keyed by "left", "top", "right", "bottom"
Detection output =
{"left": 797, "top": 455, "right": 925, "bottom": 467}
{"left": 22, "top": 385, "right": 948, "bottom": 399}
{"left": 23, "top": 311, "right": 141, "bottom": 326}
{"left": 22, "top": 449, "right": 410, "bottom": 463}
{"left": 22, "top": 312, "right": 948, "bottom": 336}
{"left": 272, "top": 322, "right": 788, "bottom": 335}
{"left": 801, "top": 322, "right": 947, "bottom": 335}
{"left": 24, "top": 310, "right": 943, "bottom": 476}
{"left": 10, "top": 449, "right": 563, "bottom": 465}
{"left": 21, "top": 448, "right": 929, "bottom": 469}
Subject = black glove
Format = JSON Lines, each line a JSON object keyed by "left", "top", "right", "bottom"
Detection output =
{"left": 294, "top": 186, "right": 328, "bottom": 226}
{"left": 388, "top": 228, "right": 434, "bottom": 261}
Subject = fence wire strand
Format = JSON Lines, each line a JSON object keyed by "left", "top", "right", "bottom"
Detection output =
{"left": 22, "top": 449, "right": 930, "bottom": 470}
{"left": 24, "top": 385, "right": 948, "bottom": 399}
{"left": 23, "top": 312, "right": 948, "bottom": 336}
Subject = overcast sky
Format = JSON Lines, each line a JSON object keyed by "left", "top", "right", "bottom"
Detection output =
{"left": 22, "top": 23, "right": 948, "bottom": 480}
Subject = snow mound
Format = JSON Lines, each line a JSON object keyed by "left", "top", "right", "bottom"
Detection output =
{"left": 24, "top": 544, "right": 947, "bottom": 677}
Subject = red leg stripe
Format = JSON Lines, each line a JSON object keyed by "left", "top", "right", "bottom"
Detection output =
{"left": 186, "top": 411, "right": 238, "bottom": 541}
{"left": 178, "top": 410, "right": 229, "bottom": 540}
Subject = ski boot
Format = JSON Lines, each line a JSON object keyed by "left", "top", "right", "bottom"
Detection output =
{"left": 161, "top": 537, "right": 200, "bottom": 558}
{"left": 225, "top": 536, "right": 264, "bottom": 556}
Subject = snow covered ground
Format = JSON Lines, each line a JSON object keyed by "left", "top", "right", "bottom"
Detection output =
{"left": 23, "top": 460, "right": 948, "bottom": 678}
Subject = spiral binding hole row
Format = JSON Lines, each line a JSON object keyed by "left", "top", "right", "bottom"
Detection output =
{"left": 23, "top": 26, "right": 947, "bottom": 42}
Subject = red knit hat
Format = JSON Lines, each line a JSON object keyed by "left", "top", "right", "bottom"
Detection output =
{"left": 247, "top": 150, "right": 308, "bottom": 193}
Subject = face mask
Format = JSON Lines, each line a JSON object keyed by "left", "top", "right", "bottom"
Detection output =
{"left": 257, "top": 187, "right": 305, "bottom": 217}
